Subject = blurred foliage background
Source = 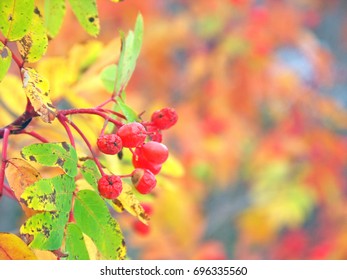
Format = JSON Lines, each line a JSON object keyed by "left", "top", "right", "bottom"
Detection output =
{"left": 2, "top": 0, "right": 347, "bottom": 259}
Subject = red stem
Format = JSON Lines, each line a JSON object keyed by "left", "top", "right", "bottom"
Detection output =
{"left": 20, "top": 130, "right": 49, "bottom": 143}
{"left": 96, "top": 97, "right": 116, "bottom": 108}
{"left": 0, "top": 129, "right": 10, "bottom": 198}
{"left": 66, "top": 119, "right": 105, "bottom": 176}
{"left": 57, "top": 114, "right": 76, "bottom": 148}
{"left": 3, "top": 183, "right": 16, "bottom": 200}
{"left": 60, "top": 108, "right": 124, "bottom": 127}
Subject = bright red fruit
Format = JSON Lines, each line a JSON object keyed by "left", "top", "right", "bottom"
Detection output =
{"left": 141, "top": 141, "right": 169, "bottom": 164}
{"left": 131, "top": 168, "right": 157, "bottom": 194}
{"left": 132, "top": 148, "right": 162, "bottom": 175}
{"left": 151, "top": 107, "right": 178, "bottom": 130}
{"left": 146, "top": 125, "right": 163, "bottom": 142}
{"left": 133, "top": 220, "right": 150, "bottom": 235}
{"left": 98, "top": 175, "right": 122, "bottom": 199}
{"left": 97, "top": 134, "right": 122, "bottom": 155}
{"left": 117, "top": 122, "right": 146, "bottom": 148}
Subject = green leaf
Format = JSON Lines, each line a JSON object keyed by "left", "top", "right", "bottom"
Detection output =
{"left": 114, "top": 13, "right": 143, "bottom": 95}
{"left": 0, "top": 0, "right": 35, "bottom": 41}
{"left": 20, "top": 212, "right": 69, "bottom": 250}
{"left": 21, "top": 175, "right": 75, "bottom": 212}
{"left": 68, "top": 0, "right": 99, "bottom": 37}
{"left": 0, "top": 42, "right": 11, "bottom": 82}
{"left": 100, "top": 64, "right": 117, "bottom": 93}
{"left": 116, "top": 96, "right": 138, "bottom": 122}
{"left": 21, "top": 142, "right": 78, "bottom": 177}
{"left": 44, "top": 0, "right": 66, "bottom": 38}
{"left": 80, "top": 159, "right": 101, "bottom": 191}
{"left": 17, "top": 9, "right": 48, "bottom": 63}
{"left": 65, "top": 223, "right": 90, "bottom": 260}
{"left": 74, "top": 190, "right": 126, "bottom": 259}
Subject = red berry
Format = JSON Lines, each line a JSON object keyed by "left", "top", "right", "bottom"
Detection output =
{"left": 132, "top": 148, "right": 162, "bottom": 175}
{"left": 131, "top": 168, "right": 157, "bottom": 194}
{"left": 133, "top": 220, "right": 150, "bottom": 235}
{"left": 141, "top": 203, "right": 153, "bottom": 216}
{"left": 146, "top": 125, "right": 163, "bottom": 142}
{"left": 98, "top": 175, "right": 122, "bottom": 199}
{"left": 141, "top": 141, "right": 169, "bottom": 164}
{"left": 117, "top": 122, "right": 146, "bottom": 148}
{"left": 151, "top": 108, "right": 178, "bottom": 130}
{"left": 97, "top": 134, "right": 122, "bottom": 155}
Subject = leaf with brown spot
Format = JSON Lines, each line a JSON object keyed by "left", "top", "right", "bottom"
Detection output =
{"left": 112, "top": 182, "right": 149, "bottom": 225}
{"left": 0, "top": 233, "right": 37, "bottom": 260}
{"left": 21, "top": 67, "right": 56, "bottom": 123}
{"left": 17, "top": 7, "right": 48, "bottom": 63}
{"left": 5, "top": 158, "right": 41, "bottom": 217}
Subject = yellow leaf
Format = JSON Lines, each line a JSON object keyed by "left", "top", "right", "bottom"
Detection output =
{"left": 0, "top": 233, "right": 37, "bottom": 260}
{"left": 22, "top": 67, "right": 56, "bottom": 123}
{"left": 32, "top": 249, "right": 57, "bottom": 260}
{"left": 5, "top": 158, "right": 41, "bottom": 217}
{"left": 112, "top": 182, "right": 149, "bottom": 224}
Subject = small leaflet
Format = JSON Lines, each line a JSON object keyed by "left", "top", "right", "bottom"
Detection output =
{"left": 44, "top": 0, "right": 66, "bottom": 38}
{"left": 0, "top": 42, "right": 11, "bottom": 82}
{"left": 21, "top": 67, "right": 56, "bottom": 123}
{"left": 69, "top": 0, "right": 100, "bottom": 37}
{"left": 21, "top": 142, "right": 78, "bottom": 177}
{"left": 0, "top": 233, "right": 37, "bottom": 260}
{"left": 0, "top": 0, "right": 35, "bottom": 41}
{"left": 18, "top": 8, "right": 48, "bottom": 63}
{"left": 74, "top": 190, "right": 126, "bottom": 259}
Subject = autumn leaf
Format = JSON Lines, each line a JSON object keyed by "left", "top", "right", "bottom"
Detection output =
{"left": 21, "top": 67, "right": 56, "bottom": 123}
{"left": 21, "top": 142, "right": 78, "bottom": 177}
{"left": 44, "top": 0, "right": 66, "bottom": 38}
{"left": 0, "top": 233, "right": 37, "bottom": 260}
{"left": 112, "top": 182, "right": 149, "bottom": 224}
{"left": 5, "top": 158, "right": 41, "bottom": 217}
{"left": 0, "top": 0, "right": 35, "bottom": 41}
{"left": 68, "top": 0, "right": 100, "bottom": 37}
{"left": 65, "top": 223, "right": 90, "bottom": 260}
{"left": 74, "top": 190, "right": 126, "bottom": 259}
{"left": 17, "top": 7, "right": 48, "bottom": 63}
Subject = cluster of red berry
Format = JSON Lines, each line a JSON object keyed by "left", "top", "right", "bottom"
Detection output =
{"left": 96, "top": 108, "right": 178, "bottom": 199}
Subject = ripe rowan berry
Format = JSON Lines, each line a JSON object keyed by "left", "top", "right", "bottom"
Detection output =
{"left": 141, "top": 141, "right": 169, "bottom": 164}
{"left": 146, "top": 125, "right": 163, "bottom": 142}
{"left": 151, "top": 107, "right": 178, "bottom": 130}
{"left": 98, "top": 175, "right": 122, "bottom": 199}
{"left": 131, "top": 168, "right": 157, "bottom": 194}
{"left": 132, "top": 148, "right": 162, "bottom": 175}
{"left": 97, "top": 134, "right": 122, "bottom": 155}
{"left": 117, "top": 122, "right": 146, "bottom": 148}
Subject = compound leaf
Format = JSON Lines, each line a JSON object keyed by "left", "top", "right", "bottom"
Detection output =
{"left": 17, "top": 8, "right": 48, "bottom": 63}
{"left": 44, "top": 0, "right": 66, "bottom": 38}
{"left": 22, "top": 67, "right": 56, "bottom": 123}
{"left": 0, "top": 42, "right": 11, "bottom": 82}
{"left": 68, "top": 0, "right": 99, "bottom": 37}
{"left": 65, "top": 223, "right": 90, "bottom": 260}
{"left": 0, "top": 233, "right": 37, "bottom": 260}
{"left": 21, "top": 175, "right": 75, "bottom": 212}
{"left": 0, "top": 0, "right": 35, "bottom": 41}
{"left": 21, "top": 142, "right": 78, "bottom": 177}
{"left": 20, "top": 212, "right": 69, "bottom": 250}
{"left": 74, "top": 190, "right": 126, "bottom": 259}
